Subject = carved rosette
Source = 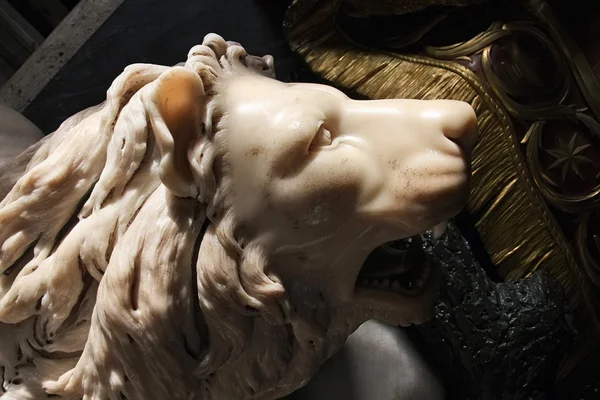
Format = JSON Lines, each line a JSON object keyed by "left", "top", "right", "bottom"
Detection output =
{"left": 423, "top": 15, "right": 600, "bottom": 291}
{"left": 284, "top": 0, "right": 600, "bottom": 377}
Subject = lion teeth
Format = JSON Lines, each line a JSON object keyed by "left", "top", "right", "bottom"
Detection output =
{"left": 432, "top": 220, "right": 448, "bottom": 239}
{"left": 359, "top": 278, "right": 410, "bottom": 293}
{"left": 358, "top": 261, "right": 432, "bottom": 293}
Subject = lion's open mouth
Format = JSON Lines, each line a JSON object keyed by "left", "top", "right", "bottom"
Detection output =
{"left": 355, "top": 220, "right": 448, "bottom": 296}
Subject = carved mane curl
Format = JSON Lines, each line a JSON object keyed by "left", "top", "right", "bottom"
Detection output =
{"left": 0, "top": 34, "right": 348, "bottom": 400}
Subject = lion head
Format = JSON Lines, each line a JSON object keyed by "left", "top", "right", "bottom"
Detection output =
{"left": 0, "top": 34, "right": 476, "bottom": 399}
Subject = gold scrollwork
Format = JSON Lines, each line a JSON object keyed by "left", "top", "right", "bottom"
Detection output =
{"left": 525, "top": 119, "right": 600, "bottom": 214}
{"left": 424, "top": 22, "right": 510, "bottom": 59}
{"left": 576, "top": 213, "right": 600, "bottom": 288}
{"left": 481, "top": 24, "right": 574, "bottom": 121}
{"left": 527, "top": 0, "right": 600, "bottom": 120}
{"left": 426, "top": 21, "right": 575, "bottom": 121}
{"left": 285, "top": 0, "right": 600, "bottom": 377}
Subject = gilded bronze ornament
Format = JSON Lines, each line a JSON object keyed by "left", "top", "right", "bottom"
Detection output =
{"left": 284, "top": 0, "right": 600, "bottom": 385}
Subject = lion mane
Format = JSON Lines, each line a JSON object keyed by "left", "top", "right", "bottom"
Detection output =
{"left": 0, "top": 34, "right": 352, "bottom": 400}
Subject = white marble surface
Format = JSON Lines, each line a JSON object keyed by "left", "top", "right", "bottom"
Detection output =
{"left": 0, "top": 104, "right": 43, "bottom": 166}
{"left": 287, "top": 320, "right": 445, "bottom": 400}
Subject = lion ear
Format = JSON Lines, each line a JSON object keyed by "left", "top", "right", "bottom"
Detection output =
{"left": 146, "top": 66, "right": 205, "bottom": 198}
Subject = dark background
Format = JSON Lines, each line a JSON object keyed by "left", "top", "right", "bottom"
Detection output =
{"left": 16, "top": 0, "right": 316, "bottom": 134}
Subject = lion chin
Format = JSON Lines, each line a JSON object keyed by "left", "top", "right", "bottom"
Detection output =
{"left": 0, "top": 33, "right": 476, "bottom": 400}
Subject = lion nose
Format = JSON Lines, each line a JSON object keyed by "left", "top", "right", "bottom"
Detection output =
{"left": 432, "top": 100, "right": 478, "bottom": 153}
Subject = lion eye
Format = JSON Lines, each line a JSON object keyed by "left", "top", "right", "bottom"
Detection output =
{"left": 309, "top": 124, "right": 333, "bottom": 151}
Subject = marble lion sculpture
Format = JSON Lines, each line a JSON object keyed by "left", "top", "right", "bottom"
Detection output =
{"left": 0, "top": 34, "right": 477, "bottom": 399}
